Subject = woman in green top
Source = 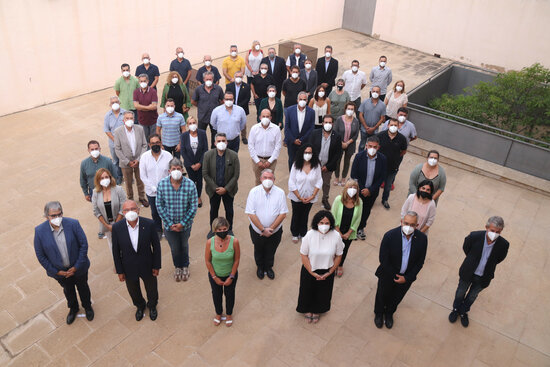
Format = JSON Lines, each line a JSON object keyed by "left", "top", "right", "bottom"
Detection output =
{"left": 331, "top": 179, "right": 363, "bottom": 277}
{"left": 205, "top": 217, "right": 240, "bottom": 327}
{"left": 328, "top": 78, "right": 350, "bottom": 117}
{"left": 160, "top": 71, "right": 191, "bottom": 119}
{"left": 257, "top": 85, "right": 284, "bottom": 129}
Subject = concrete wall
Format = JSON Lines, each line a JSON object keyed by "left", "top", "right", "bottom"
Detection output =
{"left": 371, "top": 0, "right": 550, "bottom": 72}
{"left": 342, "top": 0, "right": 377, "bottom": 35}
{"left": 0, "top": 0, "right": 345, "bottom": 116}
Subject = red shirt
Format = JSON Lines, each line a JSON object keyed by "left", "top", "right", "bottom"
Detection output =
{"left": 133, "top": 87, "right": 158, "bottom": 126}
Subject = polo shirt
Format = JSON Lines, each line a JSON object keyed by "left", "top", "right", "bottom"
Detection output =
{"left": 376, "top": 131, "right": 407, "bottom": 172}
{"left": 282, "top": 78, "right": 307, "bottom": 108}
{"left": 192, "top": 85, "right": 224, "bottom": 125}
{"left": 79, "top": 155, "right": 116, "bottom": 195}
{"left": 114, "top": 76, "right": 139, "bottom": 110}
{"left": 135, "top": 63, "right": 160, "bottom": 88}
{"left": 133, "top": 87, "right": 158, "bottom": 126}
{"left": 170, "top": 58, "right": 192, "bottom": 85}
{"left": 222, "top": 56, "right": 246, "bottom": 84}
{"left": 196, "top": 65, "right": 222, "bottom": 84}
{"left": 157, "top": 112, "right": 185, "bottom": 147}
{"left": 358, "top": 98, "right": 386, "bottom": 131}
{"left": 369, "top": 66, "right": 393, "bottom": 95}
{"left": 103, "top": 108, "right": 126, "bottom": 148}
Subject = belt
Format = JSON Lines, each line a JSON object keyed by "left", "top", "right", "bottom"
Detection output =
{"left": 258, "top": 156, "right": 271, "bottom": 160}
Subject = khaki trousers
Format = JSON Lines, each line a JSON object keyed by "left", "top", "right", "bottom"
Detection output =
{"left": 121, "top": 166, "right": 145, "bottom": 201}
{"left": 252, "top": 158, "right": 278, "bottom": 185}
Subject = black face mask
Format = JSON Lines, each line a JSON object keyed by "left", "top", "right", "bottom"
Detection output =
{"left": 419, "top": 191, "right": 431, "bottom": 199}
{"left": 216, "top": 231, "right": 229, "bottom": 239}
{"left": 337, "top": 85, "right": 344, "bottom": 91}
{"left": 151, "top": 145, "right": 161, "bottom": 153}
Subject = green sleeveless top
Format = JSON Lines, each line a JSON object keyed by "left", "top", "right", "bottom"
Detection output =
{"left": 210, "top": 236, "right": 235, "bottom": 277}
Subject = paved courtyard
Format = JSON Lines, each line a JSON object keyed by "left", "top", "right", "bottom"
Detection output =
{"left": 1, "top": 29, "right": 549, "bottom": 366}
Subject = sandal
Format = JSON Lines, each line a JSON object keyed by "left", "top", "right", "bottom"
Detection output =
{"left": 213, "top": 315, "right": 221, "bottom": 326}
{"left": 333, "top": 180, "right": 340, "bottom": 186}
{"left": 336, "top": 267, "right": 344, "bottom": 278}
{"left": 312, "top": 314, "right": 320, "bottom": 324}
{"left": 305, "top": 313, "right": 313, "bottom": 324}
{"left": 225, "top": 316, "right": 233, "bottom": 327}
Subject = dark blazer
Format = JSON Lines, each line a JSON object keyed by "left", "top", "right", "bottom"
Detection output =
{"left": 334, "top": 116, "right": 360, "bottom": 154}
{"left": 376, "top": 226, "right": 428, "bottom": 283}
{"left": 180, "top": 129, "right": 208, "bottom": 168}
{"left": 34, "top": 218, "right": 90, "bottom": 280}
{"left": 308, "top": 129, "right": 343, "bottom": 172}
{"left": 284, "top": 105, "right": 315, "bottom": 145}
{"left": 300, "top": 69, "right": 318, "bottom": 96}
{"left": 202, "top": 148, "right": 240, "bottom": 198}
{"left": 315, "top": 57, "right": 339, "bottom": 89}
{"left": 225, "top": 82, "right": 251, "bottom": 115}
{"left": 459, "top": 231, "right": 509, "bottom": 287}
{"left": 261, "top": 56, "right": 287, "bottom": 90}
{"left": 350, "top": 151, "right": 387, "bottom": 193}
{"left": 111, "top": 217, "right": 161, "bottom": 281}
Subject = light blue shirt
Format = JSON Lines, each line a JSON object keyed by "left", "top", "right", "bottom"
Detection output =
{"left": 365, "top": 154, "right": 377, "bottom": 188}
{"left": 400, "top": 230, "right": 412, "bottom": 274}
{"left": 474, "top": 235, "right": 494, "bottom": 276}
{"left": 210, "top": 104, "right": 247, "bottom": 140}
{"left": 369, "top": 66, "right": 393, "bottom": 95}
{"left": 270, "top": 59, "right": 275, "bottom": 72}
{"left": 234, "top": 83, "right": 241, "bottom": 103}
{"left": 156, "top": 112, "right": 185, "bottom": 147}
{"left": 325, "top": 59, "right": 330, "bottom": 71}
{"left": 103, "top": 108, "right": 126, "bottom": 148}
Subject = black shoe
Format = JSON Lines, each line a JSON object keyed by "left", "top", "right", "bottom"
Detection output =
{"left": 85, "top": 307, "right": 94, "bottom": 321}
{"left": 149, "top": 307, "right": 158, "bottom": 321}
{"left": 382, "top": 201, "right": 390, "bottom": 210}
{"left": 322, "top": 199, "right": 331, "bottom": 210}
{"left": 242, "top": 137, "right": 248, "bottom": 145}
{"left": 66, "top": 310, "right": 78, "bottom": 325}
{"left": 460, "top": 313, "right": 469, "bottom": 327}
{"left": 256, "top": 268, "right": 265, "bottom": 279}
{"left": 374, "top": 314, "right": 384, "bottom": 329}
{"left": 266, "top": 269, "right": 275, "bottom": 279}
{"left": 135, "top": 308, "right": 145, "bottom": 321}
{"left": 357, "top": 229, "right": 366, "bottom": 240}
{"left": 384, "top": 313, "right": 393, "bottom": 329}
{"left": 449, "top": 310, "right": 459, "bottom": 323}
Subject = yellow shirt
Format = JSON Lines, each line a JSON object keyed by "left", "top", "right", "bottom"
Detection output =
{"left": 222, "top": 56, "right": 245, "bottom": 84}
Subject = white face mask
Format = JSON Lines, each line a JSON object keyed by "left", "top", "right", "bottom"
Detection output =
{"left": 204, "top": 61, "right": 212, "bottom": 67}
{"left": 142, "top": 58, "right": 150, "bottom": 65}
{"left": 188, "top": 124, "right": 198, "bottom": 132}
{"left": 125, "top": 120, "right": 134, "bottom": 128}
{"left": 325, "top": 52, "right": 331, "bottom": 58}
{"left": 347, "top": 188, "right": 357, "bottom": 197}
{"left": 216, "top": 142, "right": 227, "bottom": 151}
{"left": 389, "top": 125, "right": 398, "bottom": 134}
{"left": 111, "top": 103, "right": 120, "bottom": 111}
{"left": 50, "top": 217, "right": 63, "bottom": 227}
{"left": 295, "top": 48, "right": 301, "bottom": 55}
{"left": 303, "top": 153, "right": 312, "bottom": 161}
{"left": 166, "top": 106, "right": 175, "bottom": 114}
{"left": 172, "top": 77, "right": 179, "bottom": 84}
{"left": 205, "top": 80, "right": 213, "bottom": 87}
{"left": 140, "top": 82, "right": 148, "bottom": 89}
{"left": 397, "top": 115, "right": 406, "bottom": 123}
{"left": 402, "top": 225, "right": 414, "bottom": 236}
{"left": 262, "top": 179, "right": 274, "bottom": 189}
{"left": 224, "top": 100, "right": 233, "bottom": 108}
{"left": 291, "top": 72, "right": 299, "bottom": 79}
{"left": 346, "top": 109, "right": 354, "bottom": 117}
{"left": 317, "top": 91, "right": 325, "bottom": 97}
{"left": 90, "top": 150, "right": 100, "bottom": 159}
{"left": 487, "top": 231, "right": 500, "bottom": 242}
{"left": 261, "top": 117, "right": 271, "bottom": 127}
{"left": 371, "top": 92, "right": 379, "bottom": 99}
{"left": 177, "top": 52, "right": 184, "bottom": 58}
{"left": 235, "top": 77, "right": 242, "bottom": 84}
{"left": 230, "top": 51, "right": 237, "bottom": 57}
{"left": 323, "top": 123, "right": 332, "bottom": 132}
{"left": 125, "top": 211, "right": 138, "bottom": 222}
{"left": 305, "top": 63, "right": 311, "bottom": 70}
{"left": 100, "top": 178, "right": 111, "bottom": 187}
{"left": 260, "top": 69, "right": 268, "bottom": 75}
{"left": 254, "top": 44, "right": 260, "bottom": 51}
{"left": 318, "top": 224, "right": 330, "bottom": 234}
{"left": 170, "top": 169, "right": 183, "bottom": 180}
{"left": 380, "top": 61, "right": 386, "bottom": 68}
{"left": 122, "top": 71, "right": 130, "bottom": 78}
{"left": 298, "top": 100, "right": 307, "bottom": 108}
{"left": 367, "top": 147, "right": 377, "bottom": 156}
{"left": 268, "top": 91, "right": 276, "bottom": 98}
{"left": 351, "top": 66, "right": 358, "bottom": 72}
{"left": 396, "top": 85, "right": 403, "bottom": 92}
{"left": 427, "top": 158, "right": 438, "bottom": 167}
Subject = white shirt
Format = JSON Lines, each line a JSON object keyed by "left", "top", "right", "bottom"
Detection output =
{"left": 245, "top": 185, "right": 289, "bottom": 234}
{"left": 126, "top": 219, "right": 139, "bottom": 252}
{"left": 248, "top": 123, "right": 282, "bottom": 163}
{"left": 139, "top": 150, "right": 173, "bottom": 197}
{"left": 300, "top": 229, "right": 344, "bottom": 271}
{"left": 287, "top": 164, "right": 323, "bottom": 203}
{"left": 190, "top": 135, "right": 199, "bottom": 154}
{"left": 124, "top": 127, "right": 137, "bottom": 156}
{"left": 342, "top": 69, "right": 367, "bottom": 101}
{"left": 297, "top": 108, "right": 306, "bottom": 132}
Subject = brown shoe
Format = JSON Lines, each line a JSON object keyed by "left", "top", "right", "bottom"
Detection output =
{"left": 139, "top": 198, "right": 149, "bottom": 208}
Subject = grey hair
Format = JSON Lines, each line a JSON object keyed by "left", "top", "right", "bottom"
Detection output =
{"left": 215, "top": 132, "right": 227, "bottom": 140}
{"left": 138, "top": 73, "right": 149, "bottom": 81}
{"left": 371, "top": 85, "right": 381, "bottom": 91}
{"left": 297, "top": 91, "right": 308, "bottom": 99}
{"left": 203, "top": 71, "right": 214, "bottom": 79}
{"left": 44, "top": 201, "right": 63, "bottom": 217}
{"left": 234, "top": 70, "right": 243, "bottom": 77}
{"left": 268, "top": 47, "right": 276, "bottom": 52}
{"left": 123, "top": 111, "right": 134, "bottom": 118}
{"left": 404, "top": 211, "right": 418, "bottom": 219}
{"left": 260, "top": 168, "right": 274, "bottom": 178}
{"left": 109, "top": 96, "right": 119, "bottom": 103}
{"left": 267, "top": 85, "right": 277, "bottom": 91}
{"left": 169, "top": 158, "right": 183, "bottom": 168}
{"left": 486, "top": 216, "right": 504, "bottom": 229}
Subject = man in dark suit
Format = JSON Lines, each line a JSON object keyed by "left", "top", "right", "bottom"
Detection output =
{"left": 350, "top": 135, "right": 387, "bottom": 240}
{"left": 225, "top": 70, "right": 252, "bottom": 144}
{"left": 112, "top": 200, "right": 161, "bottom": 321}
{"left": 300, "top": 59, "right": 318, "bottom": 101}
{"left": 449, "top": 216, "right": 509, "bottom": 327}
{"left": 374, "top": 211, "right": 428, "bottom": 329}
{"left": 284, "top": 91, "right": 315, "bottom": 170}
{"left": 307, "top": 114, "right": 342, "bottom": 209}
{"left": 34, "top": 201, "right": 93, "bottom": 325}
{"left": 261, "top": 48, "right": 287, "bottom": 99}
{"left": 315, "top": 45, "right": 339, "bottom": 95}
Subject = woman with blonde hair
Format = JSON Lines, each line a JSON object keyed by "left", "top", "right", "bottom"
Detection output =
{"left": 92, "top": 168, "right": 126, "bottom": 251}
{"left": 384, "top": 80, "right": 408, "bottom": 119}
{"left": 331, "top": 179, "right": 363, "bottom": 277}
{"left": 245, "top": 40, "right": 264, "bottom": 83}
{"left": 160, "top": 71, "right": 191, "bottom": 119}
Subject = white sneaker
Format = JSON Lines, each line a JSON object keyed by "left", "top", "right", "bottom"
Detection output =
{"left": 182, "top": 267, "right": 190, "bottom": 281}
{"left": 292, "top": 236, "right": 299, "bottom": 243}
{"left": 174, "top": 268, "right": 182, "bottom": 282}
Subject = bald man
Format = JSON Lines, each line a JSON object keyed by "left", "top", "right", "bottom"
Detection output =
{"left": 196, "top": 55, "right": 222, "bottom": 85}
{"left": 135, "top": 52, "right": 160, "bottom": 89}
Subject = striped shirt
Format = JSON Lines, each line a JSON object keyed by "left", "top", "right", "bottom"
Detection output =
{"left": 155, "top": 176, "right": 198, "bottom": 229}
{"left": 156, "top": 112, "right": 186, "bottom": 147}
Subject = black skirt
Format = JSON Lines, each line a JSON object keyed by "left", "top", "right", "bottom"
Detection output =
{"left": 296, "top": 265, "right": 335, "bottom": 314}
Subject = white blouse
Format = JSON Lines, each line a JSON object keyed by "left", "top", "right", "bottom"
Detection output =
{"left": 300, "top": 229, "right": 344, "bottom": 271}
{"left": 288, "top": 164, "right": 323, "bottom": 203}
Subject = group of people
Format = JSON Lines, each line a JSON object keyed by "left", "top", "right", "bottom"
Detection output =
{"left": 35, "top": 41, "right": 509, "bottom": 330}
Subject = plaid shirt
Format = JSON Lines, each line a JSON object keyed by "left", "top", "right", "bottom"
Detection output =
{"left": 156, "top": 176, "right": 198, "bottom": 229}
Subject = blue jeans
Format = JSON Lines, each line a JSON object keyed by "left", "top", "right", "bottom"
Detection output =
{"left": 109, "top": 145, "right": 122, "bottom": 183}
{"left": 381, "top": 170, "right": 398, "bottom": 202}
{"left": 452, "top": 276, "right": 485, "bottom": 314}
{"left": 146, "top": 195, "right": 163, "bottom": 233}
{"left": 358, "top": 130, "right": 368, "bottom": 152}
{"left": 164, "top": 226, "right": 192, "bottom": 268}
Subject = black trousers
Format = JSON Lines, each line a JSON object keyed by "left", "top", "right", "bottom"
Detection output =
{"left": 186, "top": 166, "right": 203, "bottom": 197}
{"left": 374, "top": 276, "right": 412, "bottom": 315}
{"left": 290, "top": 200, "right": 313, "bottom": 237}
{"left": 199, "top": 123, "right": 217, "bottom": 149}
{"left": 296, "top": 266, "right": 335, "bottom": 314}
{"left": 125, "top": 275, "right": 158, "bottom": 310}
{"left": 359, "top": 190, "right": 379, "bottom": 230}
{"left": 452, "top": 275, "right": 486, "bottom": 314}
{"left": 250, "top": 225, "right": 282, "bottom": 271}
{"left": 146, "top": 195, "right": 163, "bottom": 233}
{"left": 163, "top": 145, "right": 180, "bottom": 159}
{"left": 340, "top": 239, "right": 353, "bottom": 266}
{"left": 208, "top": 272, "right": 238, "bottom": 315}
{"left": 57, "top": 272, "right": 92, "bottom": 312}
{"left": 209, "top": 193, "right": 234, "bottom": 230}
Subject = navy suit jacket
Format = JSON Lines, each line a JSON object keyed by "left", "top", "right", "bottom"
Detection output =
{"left": 112, "top": 217, "right": 161, "bottom": 281}
{"left": 350, "top": 151, "right": 387, "bottom": 193}
{"left": 226, "top": 82, "right": 251, "bottom": 115}
{"left": 34, "top": 218, "right": 90, "bottom": 280}
{"left": 180, "top": 129, "right": 208, "bottom": 168}
{"left": 376, "top": 226, "right": 428, "bottom": 283}
{"left": 284, "top": 105, "right": 315, "bottom": 145}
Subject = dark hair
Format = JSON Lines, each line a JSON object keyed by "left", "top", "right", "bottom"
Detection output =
{"left": 224, "top": 91, "right": 234, "bottom": 98}
{"left": 416, "top": 179, "right": 434, "bottom": 200}
{"left": 293, "top": 144, "right": 320, "bottom": 170}
{"left": 121, "top": 63, "right": 130, "bottom": 70}
{"left": 427, "top": 149, "right": 440, "bottom": 159}
{"left": 397, "top": 107, "right": 409, "bottom": 115}
{"left": 314, "top": 85, "right": 326, "bottom": 101}
{"left": 311, "top": 210, "right": 335, "bottom": 231}
{"left": 366, "top": 135, "right": 380, "bottom": 144}
{"left": 344, "top": 101, "right": 356, "bottom": 110}
{"left": 87, "top": 140, "right": 100, "bottom": 148}
{"left": 290, "top": 65, "right": 300, "bottom": 72}
{"left": 388, "top": 117, "right": 399, "bottom": 124}
{"left": 165, "top": 98, "right": 175, "bottom": 104}
{"left": 323, "top": 114, "right": 334, "bottom": 123}
{"left": 325, "top": 45, "right": 333, "bottom": 51}
{"left": 148, "top": 133, "right": 161, "bottom": 143}
{"left": 351, "top": 60, "right": 359, "bottom": 65}
{"left": 380, "top": 55, "right": 387, "bottom": 60}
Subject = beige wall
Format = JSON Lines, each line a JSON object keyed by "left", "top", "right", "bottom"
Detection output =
{"left": 371, "top": 0, "right": 550, "bottom": 72}
{"left": 0, "top": 0, "right": 344, "bottom": 116}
